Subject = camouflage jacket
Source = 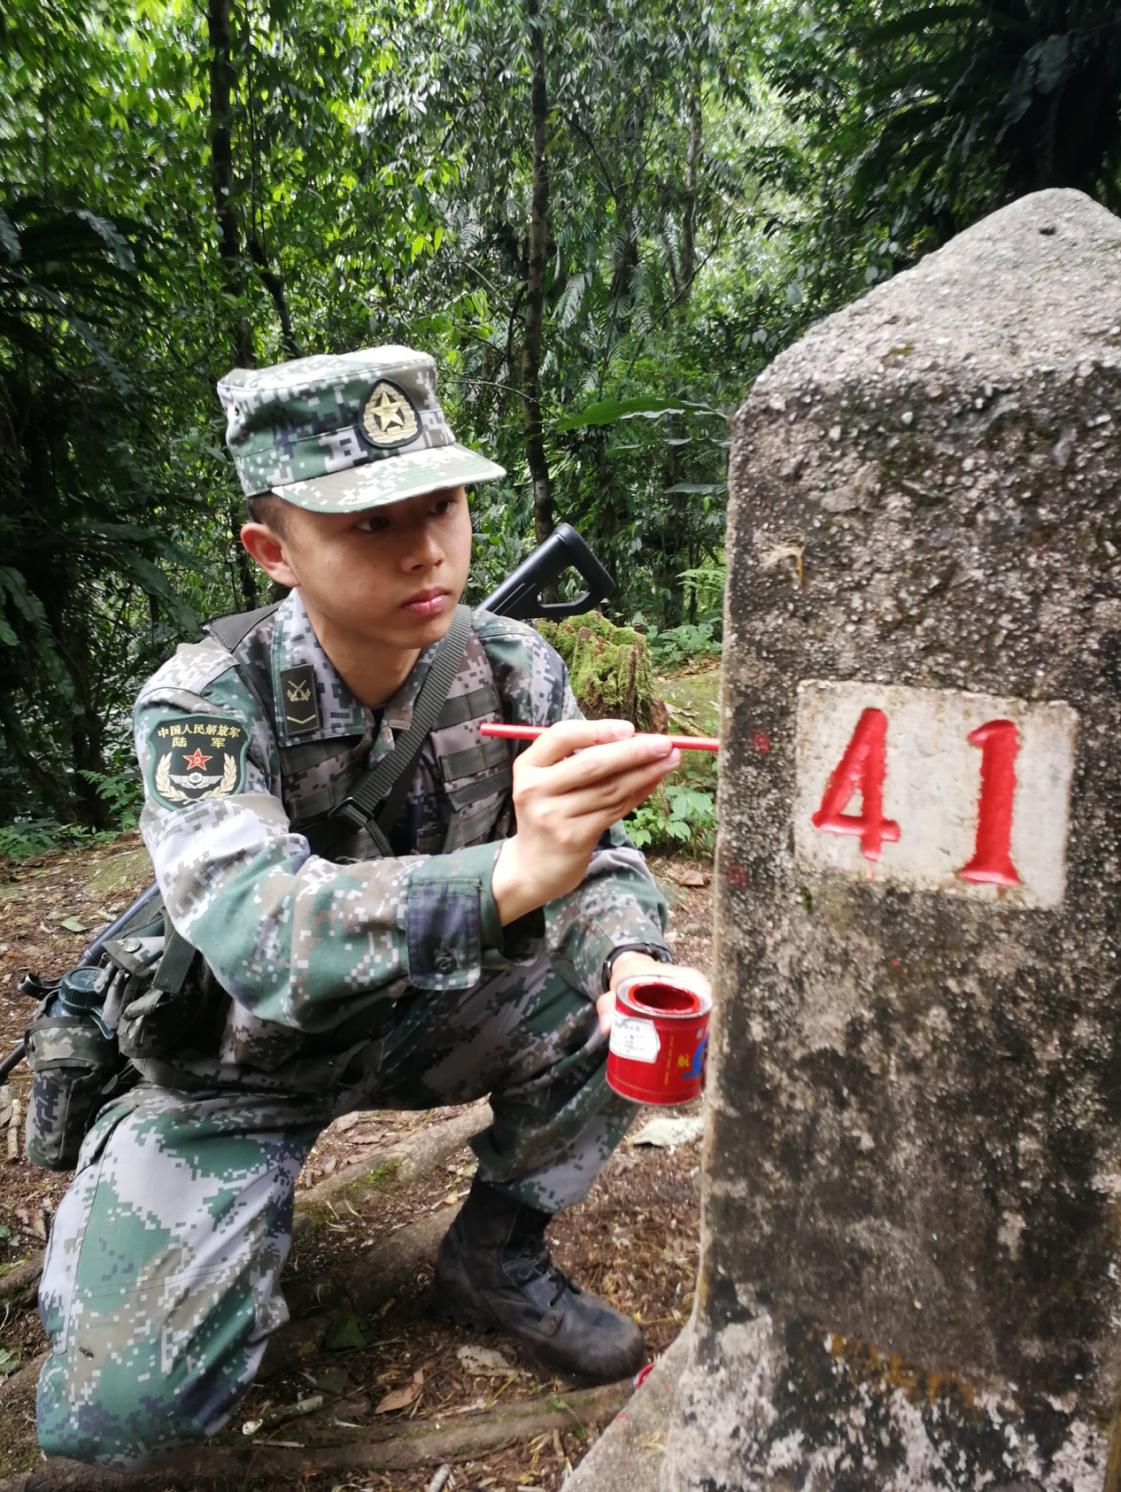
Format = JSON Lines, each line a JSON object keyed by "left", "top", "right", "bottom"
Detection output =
{"left": 132, "top": 591, "right": 669, "bottom": 1088}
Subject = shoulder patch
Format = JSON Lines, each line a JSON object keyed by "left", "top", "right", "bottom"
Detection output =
{"left": 147, "top": 714, "right": 249, "bottom": 810}
{"left": 279, "top": 664, "right": 321, "bottom": 734}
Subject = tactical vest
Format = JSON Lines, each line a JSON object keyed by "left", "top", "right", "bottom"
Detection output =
{"left": 25, "top": 605, "right": 521, "bottom": 1163}
{"left": 122, "top": 604, "right": 516, "bottom": 1091}
{"left": 211, "top": 601, "right": 515, "bottom": 859}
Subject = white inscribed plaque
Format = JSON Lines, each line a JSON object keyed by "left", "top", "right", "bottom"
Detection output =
{"left": 609, "top": 1014, "right": 661, "bottom": 1064}
{"left": 794, "top": 680, "right": 1078, "bottom": 908}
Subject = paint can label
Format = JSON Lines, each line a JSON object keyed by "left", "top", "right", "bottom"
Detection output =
{"left": 609, "top": 1013, "right": 661, "bottom": 1064}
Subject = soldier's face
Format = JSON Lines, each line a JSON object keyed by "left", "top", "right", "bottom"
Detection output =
{"left": 249, "top": 484, "right": 473, "bottom": 652}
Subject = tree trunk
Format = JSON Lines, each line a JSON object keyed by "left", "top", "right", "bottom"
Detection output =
{"left": 521, "top": 0, "right": 553, "bottom": 546}
{"left": 228, "top": 499, "right": 258, "bottom": 609}
{"left": 680, "top": 63, "right": 702, "bottom": 292}
{"left": 0, "top": 699, "right": 69, "bottom": 822}
{"left": 208, "top": 0, "right": 252, "bottom": 368}
{"left": 209, "top": 0, "right": 256, "bottom": 607}
{"left": 658, "top": 59, "right": 704, "bottom": 626}
{"left": 71, "top": 702, "right": 109, "bottom": 828}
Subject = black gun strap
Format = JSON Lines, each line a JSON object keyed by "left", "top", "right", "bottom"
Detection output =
{"left": 151, "top": 926, "right": 199, "bottom": 996}
{"left": 323, "top": 604, "right": 475, "bottom": 856}
{"left": 203, "top": 599, "right": 474, "bottom": 860}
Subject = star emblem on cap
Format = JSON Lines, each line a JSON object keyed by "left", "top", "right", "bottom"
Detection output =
{"left": 361, "top": 379, "right": 420, "bottom": 448}
{"left": 367, "top": 387, "right": 407, "bottom": 433}
{"left": 183, "top": 747, "right": 212, "bottom": 770}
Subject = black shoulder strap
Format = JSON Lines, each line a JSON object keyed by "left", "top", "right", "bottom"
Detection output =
{"left": 205, "top": 602, "right": 283, "bottom": 653}
{"left": 204, "top": 603, "right": 283, "bottom": 737}
{"left": 319, "top": 604, "right": 475, "bottom": 858}
{"left": 202, "top": 599, "right": 474, "bottom": 860}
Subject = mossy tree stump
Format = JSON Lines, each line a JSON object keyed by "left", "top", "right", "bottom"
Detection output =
{"left": 536, "top": 612, "right": 667, "bottom": 732}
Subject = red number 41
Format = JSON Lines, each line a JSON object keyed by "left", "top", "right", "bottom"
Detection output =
{"left": 811, "top": 708, "right": 1021, "bottom": 886}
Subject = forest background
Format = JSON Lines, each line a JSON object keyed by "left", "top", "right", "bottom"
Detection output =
{"left": 1, "top": 0, "right": 1119, "bottom": 846}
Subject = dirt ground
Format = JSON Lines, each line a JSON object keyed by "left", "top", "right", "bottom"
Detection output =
{"left": 0, "top": 835, "right": 713, "bottom": 1490}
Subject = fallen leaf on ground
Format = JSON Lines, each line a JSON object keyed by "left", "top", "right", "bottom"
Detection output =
{"left": 456, "top": 1345, "right": 520, "bottom": 1377}
{"left": 324, "top": 1310, "right": 367, "bottom": 1351}
{"left": 631, "top": 1114, "right": 705, "bottom": 1149}
{"left": 375, "top": 1367, "right": 424, "bottom": 1414}
{"left": 58, "top": 916, "right": 89, "bottom": 933}
{"left": 313, "top": 1365, "right": 353, "bottom": 1395}
{"left": 667, "top": 866, "right": 708, "bottom": 887}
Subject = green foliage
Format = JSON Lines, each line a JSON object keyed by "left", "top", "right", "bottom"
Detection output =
{"left": 77, "top": 768, "right": 144, "bottom": 831}
{"left": 324, "top": 1310, "right": 369, "bottom": 1352}
{"left": 628, "top": 782, "right": 717, "bottom": 857}
{"left": 0, "top": 820, "right": 102, "bottom": 861}
{"left": 645, "top": 621, "right": 721, "bottom": 668}
{"left": 1, "top": 0, "right": 1117, "bottom": 836}
{"left": 678, "top": 563, "right": 726, "bottom": 621}
{"left": 754, "top": 0, "right": 1121, "bottom": 321}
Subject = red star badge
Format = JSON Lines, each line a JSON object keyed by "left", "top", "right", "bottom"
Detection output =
{"left": 183, "top": 747, "right": 212, "bottom": 770}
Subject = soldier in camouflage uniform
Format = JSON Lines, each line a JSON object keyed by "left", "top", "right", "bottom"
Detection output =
{"left": 36, "top": 345, "right": 710, "bottom": 1465}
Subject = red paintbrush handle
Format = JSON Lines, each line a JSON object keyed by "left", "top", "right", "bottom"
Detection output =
{"left": 480, "top": 723, "right": 719, "bottom": 753}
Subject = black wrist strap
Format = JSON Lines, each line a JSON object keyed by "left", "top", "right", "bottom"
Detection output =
{"left": 602, "top": 942, "right": 673, "bottom": 993}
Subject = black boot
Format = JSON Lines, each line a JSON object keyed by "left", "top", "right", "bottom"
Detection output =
{"left": 433, "top": 1179, "right": 646, "bottom": 1383}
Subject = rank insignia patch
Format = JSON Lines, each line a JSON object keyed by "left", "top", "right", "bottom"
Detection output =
{"left": 149, "top": 715, "right": 249, "bottom": 809}
{"left": 360, "top": 379, "right": 420, "bottom": 450}
{"left": 280, "top": 664, "right": 320, "bottom": 734}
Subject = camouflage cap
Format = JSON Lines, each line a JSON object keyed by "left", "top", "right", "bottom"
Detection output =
{"left": 216, "top": 345, "right": 505, "bottom": 512}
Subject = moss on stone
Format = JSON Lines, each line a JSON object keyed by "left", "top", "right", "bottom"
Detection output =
{"left": 351, "top": 1158, "right": 398, "bottom": 1196}
{"left": 537, "top": 611, "right": 667, "bottom": 731}
{"left": 296, "top": 1158, "right": 400, "bottom": 1238}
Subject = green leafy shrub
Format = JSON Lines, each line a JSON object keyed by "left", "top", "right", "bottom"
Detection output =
{"left": 0, "top": 820, "right": 91, "bottom": 859}
{"left": 646, "top": 620, "right": 720, "bottom": 668}
{"left": 0, "top": 772, "right": 139, "bottom": 859}
{"left": 77, "top": 768, "right": 143, "bottom": 830}
{"left": 627, "top": 782, "right": 716, "bottom": 857}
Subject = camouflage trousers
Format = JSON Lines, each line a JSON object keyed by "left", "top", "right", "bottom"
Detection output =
{"left": 37, "top": 950, "right": 635, "bottom": 1465}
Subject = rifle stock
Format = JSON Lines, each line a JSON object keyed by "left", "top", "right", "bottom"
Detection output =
{"left": 481, "top": 523, "right": 615, "bottom": 619}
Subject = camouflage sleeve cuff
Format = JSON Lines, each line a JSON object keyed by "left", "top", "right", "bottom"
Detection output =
{"left": 406, "top": 842, "right": 518, "bottom": 990}
{"left": 545, "top": 838, "right": 671, "bottom": 1001}
{"left": 573, "top": 923, "right": 673, "bottom": 999}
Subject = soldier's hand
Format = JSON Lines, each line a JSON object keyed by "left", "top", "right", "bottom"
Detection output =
{"left": 491, "top": 719, "right": 680, "bottom": 925}
{"left": 596, "top": 953, "right": 712, "bottom": 1036}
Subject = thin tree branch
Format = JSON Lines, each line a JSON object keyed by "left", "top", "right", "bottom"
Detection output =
{"left": 245, "top": 236, "right": 300, "bottom": 359}
{"left": 562, "top": 111, "right": 621, "bottom": 201}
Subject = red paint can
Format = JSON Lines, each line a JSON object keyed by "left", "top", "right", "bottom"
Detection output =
{"left": 606, "top": 976, "right": 711, "bottom": 1105}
